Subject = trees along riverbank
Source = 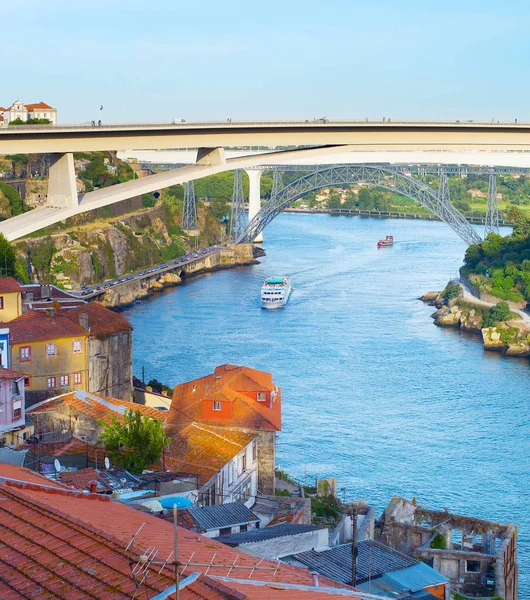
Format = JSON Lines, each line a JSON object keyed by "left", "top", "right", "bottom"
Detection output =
{"left": 424, "top": 214, "right": 530, "bottom": 357}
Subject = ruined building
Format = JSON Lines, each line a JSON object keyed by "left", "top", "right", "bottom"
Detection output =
{"left": 378, "top": 496, "right": 518, "bottom": 600}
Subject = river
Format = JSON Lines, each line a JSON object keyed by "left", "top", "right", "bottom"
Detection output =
{"left": 124, "top": 213, "right": 529, "bottom": 595}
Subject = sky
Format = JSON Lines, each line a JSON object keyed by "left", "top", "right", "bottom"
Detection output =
{"left": 3, "top": 0, "right": 530, "bottom": 124}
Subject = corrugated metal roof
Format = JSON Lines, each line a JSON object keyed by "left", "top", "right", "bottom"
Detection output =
{"left": 213, "top": 523, "right": 320, "bottom": 545}
{"left": 384, "top": 562, "right": 447, "bottom": 589}
{"left": 395, "top": 590, "right": 440, "bottom": 600}
{"left": 292, "top": 540, "right": 418, "bottom": 585}
{"left": 188, "top": 501, "right": 259, "bottom": 531}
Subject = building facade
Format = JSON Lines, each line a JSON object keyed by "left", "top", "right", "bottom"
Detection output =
{"left": 169, "top": 363, "right": 282, "bottom": 495}
{"left": 0, "top": 368, "right": 26, "bottom": 445}
{"left": 1, "top": 100, "right": 57, "bottom": 126}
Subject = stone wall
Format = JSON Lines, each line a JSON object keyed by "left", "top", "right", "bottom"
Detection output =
{"left": 257, "top": 430, "right": 276, "bottom": 496}
{"left": 88, "top": 331, "right": 132, "bottom": 401}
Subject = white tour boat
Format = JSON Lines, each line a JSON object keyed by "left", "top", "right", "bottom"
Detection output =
{"left": 261, "top": 276, "right": 292, "bottom": 309}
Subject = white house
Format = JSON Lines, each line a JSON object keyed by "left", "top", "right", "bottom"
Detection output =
{"left": 1, "top": 100, "right": 57, "bottom": 126}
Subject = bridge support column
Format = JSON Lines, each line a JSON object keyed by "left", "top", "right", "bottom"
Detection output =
{"left": 246, "top": 169, "right": 263, "bottom": 243}
{"left": 47, "top": 153, "right": 78, "bottom": 209}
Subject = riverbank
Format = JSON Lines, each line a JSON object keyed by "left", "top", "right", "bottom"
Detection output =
{"left": 284, "top": 207, "right": 513, "bottom": 226}
{"left": 98, "top": 243, "right": 262, "bottom": 309}
{"left": 421, "top": 283, "right": 530, "bottom": 357}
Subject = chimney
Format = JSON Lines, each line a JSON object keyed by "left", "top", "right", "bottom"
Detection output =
{"left": 311, "top": 572, "right": 319, "bottom": 587}
{"left": 88, "top": 480, "right": 98, "bottom": 493}
{"left": 79, "top": 313, "right": 89, "bottom": 330}
{"left": 45, "top": 308, "right": 56, "bottom": 323}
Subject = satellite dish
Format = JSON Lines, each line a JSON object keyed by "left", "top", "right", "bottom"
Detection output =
{"left": 104, "top": 457, "right": 110, "bottom": 469}
{"left": 53, "top": 459, "right": 61, "bottom": 472}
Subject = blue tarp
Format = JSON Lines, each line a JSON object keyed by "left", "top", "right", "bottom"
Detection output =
{"left": 159, "top": 496, "right": 193, "bottom": 509}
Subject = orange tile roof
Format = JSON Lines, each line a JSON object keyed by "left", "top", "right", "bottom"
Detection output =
{"left": 165, "top": 422, "right": 256, "bottom": 485}
{"left": 59, "top": 467, "right": 100, "bottom": 490}
{"left": 0, "top": 367, "right": 25, "bottom": 379}
{"left": 28, "top": 390, "right": 166, "bottom": 427}
{"left": 0, "top": 464, "right": 67, "bottom": 488}
{"left": 1, "top": 478, "right": 349, "bottom": 592}
{"left": 8, "top": 309, "right": 88, "bottom": 343}
{"left": 63, "top": 302, "right": 132, "bottom": 336}
{"left": 0, "top": 482, "right": 177, "bottom": 600}
{"left": 0, "top": 277, "right": 22, "bottom": 293}
{"left": 169, "top": 364, "right": 282, "bottom": 433}
{"left": 25, "top": 101, "right": 54, "bottom": 110}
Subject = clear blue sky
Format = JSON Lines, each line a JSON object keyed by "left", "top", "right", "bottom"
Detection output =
{"left": 4, "top": 0, "right": 530, "bottom": 123}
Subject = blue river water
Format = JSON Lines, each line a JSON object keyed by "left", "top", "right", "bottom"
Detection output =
{"left": 124, "top": 214, "right": 529, "bottom": 594}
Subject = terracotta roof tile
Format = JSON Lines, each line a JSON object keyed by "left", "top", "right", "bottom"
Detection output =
{"left": 165, "top": 423, "right": 256, "bottom": 485}
{"left": 8, "top": 309, "right": 87, "bottom": 343}
{"left": 0, "top": 367, "right": 25, "bottom": 379}
{"left": 1, "top": 477, "right": 350, "bottom": 591}
{"left": 63, "top": 302, "right": 132, "bottom": 336}
{"left": 0, "top": 277, "right": 22, "bottom": 293}
{"left": 28, "top": 390, "right": 166, "bottom": 426}
{"left": 25, "top": 101, "right": 54, "bottom": 110}
{"left": 0, "top": 464, "right": 67, "bottom": 488}
{"left": 169, "top": 364, "right": 281, "bottom": 433}
{"left": 59, "top": 467, "right": 100, "bottom": 490}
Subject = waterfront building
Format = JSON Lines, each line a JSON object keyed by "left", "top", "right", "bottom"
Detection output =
{"left": 169, "top": 363, "right": 282, "bottom": 495}
{"left": 0, "top": 279, "right": 133, "bottom": 403}
{"left": 9, "top": 309, "right": 89, "bottom": 406}
{"left": 1, "top": 99, "right": 57, "bottom": 126}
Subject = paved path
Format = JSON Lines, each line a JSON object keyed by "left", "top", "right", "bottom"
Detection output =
{"left": 460, "top": 283, "right": 530, "bottom": 326}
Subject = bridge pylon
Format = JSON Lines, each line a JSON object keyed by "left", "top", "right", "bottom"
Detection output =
{"left": 182, "top": 180, "right": 199, "bottom": 234}
{"left": 485, "top": 172, "right": 499, "bottom": 237}
{"left": 230, "top": 170, "right": 247, "bottom": 242}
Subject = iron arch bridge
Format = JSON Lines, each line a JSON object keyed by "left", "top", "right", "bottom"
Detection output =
{"left": 235, "top": 165, "right": 482, "bottom": 246}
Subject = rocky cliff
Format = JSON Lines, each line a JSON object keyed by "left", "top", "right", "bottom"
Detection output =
{"left": 15, "top": 202, "right": 225, "bottom": 290}
{"left": 422, "top": 287, "right": 530, "bottom": 357}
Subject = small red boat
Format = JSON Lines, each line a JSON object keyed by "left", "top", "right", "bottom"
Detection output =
{"left": 377, "top": 235, "right": 394, "bottom": 248}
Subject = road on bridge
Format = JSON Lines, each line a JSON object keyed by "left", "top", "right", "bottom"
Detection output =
{"left": 72, "top": 245, "right": 226, "bottom": 300}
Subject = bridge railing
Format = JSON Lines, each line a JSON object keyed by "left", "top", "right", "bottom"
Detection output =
{"left": 2, "top": 119, "right": 530, "bottom": 132}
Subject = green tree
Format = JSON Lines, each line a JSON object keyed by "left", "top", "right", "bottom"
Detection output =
{"left": 99, "top": 409, "right": 170, "bottom": 474}
{"left": 485, "top": 302, "right": 512, "bottom": 327}
{"left": 0, "top": 233, "right": 18, "bottom": 278}
{"left": 513, "top": 212, "right": 530, "bottom": 238}
{"left": 357, "top": 188, "right": 373, "bottom": 210}
{"left": 327, "top": 190, "right": 342, "bottom": 209}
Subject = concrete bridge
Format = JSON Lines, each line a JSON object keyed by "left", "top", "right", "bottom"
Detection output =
{"left": 2, "top": 119, "right": 530, "bottom": 241}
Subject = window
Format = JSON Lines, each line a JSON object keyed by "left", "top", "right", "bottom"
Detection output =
{"left": 74, "top": 372, "right": 82, "bottom": 385}
{"left": 46, "top": 342, "right": 57, "bottom": 358}
{"left": 466, "top": 560, "right": 481, "bottom": 573}
{"left": 47, "top": 377, "right": 56, "bottom": 389}
{"left": 240, "top": 524, "right": 248, "bottom": 533}
{"left": 24, "top": 377, "right": 30, "bottom": 387}
{"left": 241, "top": 452, "right": 247, "bottom": 472}
{"left": 257, "top": 392, "right": 267, "bottom": 402}
{"left": 213, "top": 401, "right": 222, "bottom": 411}
{"left": 0, "top": 296, "right": 4, "bottom": 310}
{"left": 252, "top": 441, "right": 257, "bottom": 461}
{"left": 13, "top": 408, "right": 21, "bottom": 419}
{"left": 219, "top": 527, "right": 231, "bottom": 536}
{"left": 72, "top": 339, "right": 82, "bottom": 354}
{"left": 60, "top": 375, "right": 69, "bottom": 387}
{"left": 19, "top": 346, "right": 31, "bottom": 362}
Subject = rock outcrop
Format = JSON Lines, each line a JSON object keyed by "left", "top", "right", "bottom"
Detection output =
{"left": 423, "top": 285, "right": 530, "bottom": 358}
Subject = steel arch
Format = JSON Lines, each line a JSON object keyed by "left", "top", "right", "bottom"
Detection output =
{"left": 236, "top": 165, "right": 482, "bottom": 245}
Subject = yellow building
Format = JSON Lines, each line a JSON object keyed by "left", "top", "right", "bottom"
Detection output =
{"left": 0, "top": 278, "right": 22, "bottom": 324}
{"left": 9, "top": 309, "right": 89, "bottom": 406}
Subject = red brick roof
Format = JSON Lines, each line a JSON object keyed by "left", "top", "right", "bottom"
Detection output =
{"left": 8, "top": 309, "right": 88, "bottom": 343}
{"left": 25, "top": 101, "right": 54, "bottom": 110}
{"left": 0, "top": 482, "right": 177, "bottom": 599}
{"left": 0, "top": 474, "right": 351, "bottom": 593}
{"left": 0, "top": 367, "right": 25, "bottom": 379}
{"left": 0, "top": 277, "right": 22, "bottom": 293}
{"left": 165, "top": 422, "right": 256, "bottom": 485}
{"left": 0, "top": 464, "right": 67, "bottom": 488}
{"left": 59, "top": 467, "right": 100, "bottom": 490}
{"left": 63, "top": 302, "right": 132, "bottom": 336}
{"left": 169, "top": 364, "right": 282, "bottom": 433}
{"left": 28, "top": 390, "right": 166, "bottom": 427}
